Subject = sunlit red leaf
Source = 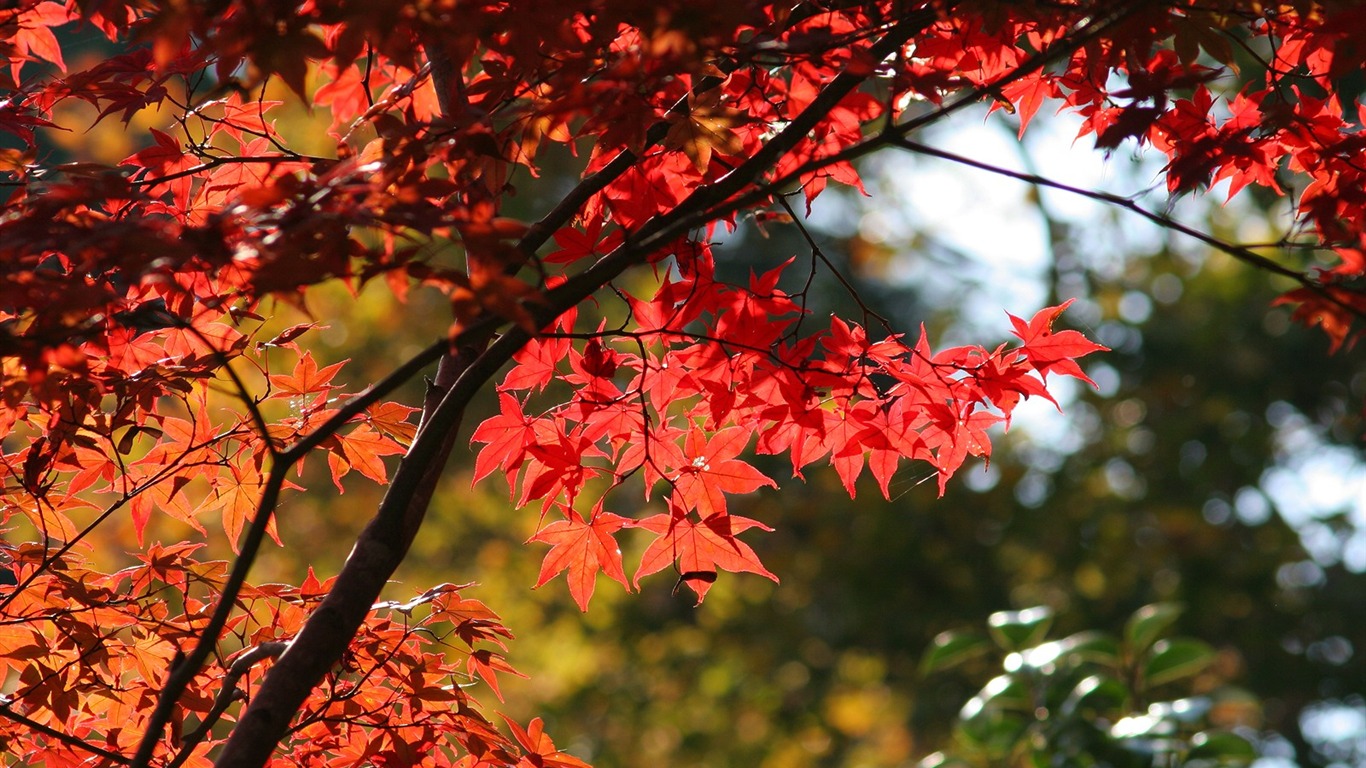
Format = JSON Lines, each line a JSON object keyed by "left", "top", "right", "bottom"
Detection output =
{"left": 634, "top": 508, "right": 777, "bottom": 604}
{"left": 1007, "top": 299, "right": 1109, "bottom": 385}
{"left": 529, "top": 505, "right": 631, "bottom": 611}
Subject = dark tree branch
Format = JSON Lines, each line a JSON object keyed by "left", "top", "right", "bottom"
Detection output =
{"left": 211, "top": 31, "right": 493, "bottom": 768}
{"left": 207, "top": 11, "right": 934, "bottom": 767}
{"left": 168, "top": 643, "right": 288, "bottom": 768}
{"left": 212, "top": 342, "right": 468, "bottom": 768}
{"left": 0, "top": 701, "right": 131, "bottom": 765}
{"left": 130, "top": 338, "right": 455, "bottom": 768}
{"left": 702, "top": 1, "right": 1140, "bottom": 222}
{"left": 890, "top": 137, "right": 1366, "bottom": 319}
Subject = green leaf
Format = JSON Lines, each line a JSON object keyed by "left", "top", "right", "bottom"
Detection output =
{"left": 1124, "top": 603, "right": 1183, "bottom": 655}
{"left": 1146, "top": 696, "right": 1211, "bottom": 724}
{"left": 961, "top": 674, "right": 1030, "bottom": 720}
{"left": 1188, "top": 730, "right": 1256, "bottom": 763}
{"left": 1005, "top": 639, "right": 1065, "bottom": 673}
{"left": 1062, "top": 674, "right": 1128, "bottom": 717}
{"left": 987, "top": 606, "right": 1053, "bottom": 651}
{"left": 921, "top": 630, "right": 992, "bottom": 675}
{"left": 1058, "top": 630, "right": 1122, "bottom": 668}
{"left": 917, "top": 752, "right": 974, "bottom": 768}
{"left": 1111, "top": 713, "right": 1176, "bottom": 738}
{"left": 1143, "top": 638, "right": 1215, "bottom": 687}
{"left": 956, "top": 709, "right": 1029, "bottom": 757}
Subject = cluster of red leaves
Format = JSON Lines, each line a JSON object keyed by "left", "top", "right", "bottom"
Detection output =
{"left": 475, "top": 246, "right": 1104, "bottom": 607}
{"left": 0, "top": 301, "right": 516, "bottom": 764}
{"left": 0, "top": 540, "right": 531, "bottom": 767}
{"left": 3, "top": 0, "right": 1365, "bottom": 765}
{"left": 977, "top": 3, "right": 1366, "bottom": 349}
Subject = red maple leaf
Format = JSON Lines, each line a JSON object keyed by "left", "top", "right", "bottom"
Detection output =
{"left": 467, "top": 649, "right": 527, "bottom": 703}
{"left": 671, "top": 426, "right": 776, "bottom": 517}
{"left": 529, "top": 505, "right": 631, "bottom": 611}
{"left": 325, "top": 424, "right": 405, "bottom": 489}
{"left": 1007, "top": 299, "right": 1109, "bottom": 385}
{"left": 6, "top": 2, "right": 71, "bottom": 81}
{"left": 268, "top": 351, "right": 349, "bottom": 404}
{"left": 634, "top": 508, "right": 777, "bottom": 604}
{"left": 470, "top": 393, "right": 543, "bottom": 486}
{"left": 1273, "top": 287, "right": 1361, "bottom": 353}
{"left": 500, "top": 715, "right": 591, "bottom": 768}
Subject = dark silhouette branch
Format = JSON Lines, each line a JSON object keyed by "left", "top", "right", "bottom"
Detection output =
{"left": 208, "top": 12, "right": 933, "bottom": 767}
{"left": 890, "top": 137, "right": 1366, "bottom": 320}
{"left": 0, "top": 701, "right": 132, "bottom": 765}
{"left": 168, "top": 642, "right": 288, "bottom": 768}
{"left": 130, "top": 338, "right": 454, "bottom": 768}
{"left": 212, "top": 344, "right": 468, "bottom": 768}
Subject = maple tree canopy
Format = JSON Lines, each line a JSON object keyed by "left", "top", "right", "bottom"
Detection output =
{"left": 1, "top": 0, "right": 1364, "bottom": 766}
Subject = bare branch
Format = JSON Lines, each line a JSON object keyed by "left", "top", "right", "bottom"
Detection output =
{"left": 168, "top": 643, "right": 289, "bottom": 768}
{"left": 890, "top": 137, "right": 1366, "bottom": 320}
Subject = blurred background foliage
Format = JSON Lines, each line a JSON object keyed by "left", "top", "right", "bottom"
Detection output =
{"left": 29, "top": 56, "right": 1366, "bottom": 768}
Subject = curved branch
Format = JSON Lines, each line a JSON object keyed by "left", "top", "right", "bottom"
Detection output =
{"left": 130, "top": 338, "right": 452, "bottom": 768}
{"left": 168, "top": 643, "right": 288, "bottom": 768}
{"left": 696, "top": 3, "right": 1139, "bottom": 224}
{"left": 128, "top": 154, "right": 330, "bottom": 189}
{"left": 211, "top": 346, "right": 468, "bottom": 768}
{"left": 208, "top": 11, "right": 935, "bottom": 768}
{"left": 890, "top": 137, "right": 1366, "bottom": 319}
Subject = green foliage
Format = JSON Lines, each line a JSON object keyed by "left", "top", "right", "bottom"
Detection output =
{"left": 921, "top": 604, "right": 1254, "bottom": 768}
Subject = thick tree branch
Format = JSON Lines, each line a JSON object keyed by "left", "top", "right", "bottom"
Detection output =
{"left": 212, "top": 331, "right": 540, "bottom": 766}
{"left": 212, "top": 34, "right": 490, "bottom": 768}
{"left": 168, "top": 643, "right": 288, "bottom": 768}
{"left": 212, "top": 345, "right": 469, "bottom": 768}
{"left": 207, "top": 12, "right": 934, "bottom": 768}
{"left": 131, "top": 339, "right": 454, "bottom": 768}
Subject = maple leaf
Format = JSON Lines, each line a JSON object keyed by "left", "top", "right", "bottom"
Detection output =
{"left": 203, "top": 460, "right": 281, "bottom": 551}
{"left": 124, "top": 128, "right": 198, "bottom": 210}
{"left": 529, "top": 505, "right": 631, "bottom": 611}
{"left": 664, "top": 89, "right": 747, "bottom": 173}
{"left": 470, "top": 393, "right": 544, "bottom": 487}
{"left": 6, "top": 2, "right": 71, "bottom": 81}
{"left": 268, "top": 351, "right": 348, "bottom": 404}
{"left": 500, "top": 715, "right": 591, "bottom": 768}
{"left": 671, "top": 426, "right": 776, "bottom": 517}
{"left": 1007, "top": 299, "right": 1109, "bottom": 386}
{"left": 634, "top": 508, "right": 777, "bottom": 604}
{"left": 998, "top": 72, "right": 1058, "bottom": 137}
{"left": 314, "top": 63, "right": 370, "bottom": 138}
{"left": 973, "top": 344, "right": 1058, "bottom": 420}
{"left": 518, "top": 422, "right": 606, "bottom": 511}
{"left": 502, "top": 335, "right": 571, "bottom": 392}
{"left": 546, "top": 217, "right": 623, "bottom": 265}
{"left": 1273, "top": 287, "right": 1361, "bottom": 353}
{"left": 920, "top": 406, "right": 1001, "bottom": 495}
{"left": 367, "top": 400, "right": 421, "bottom": 446}
{"left": 325, "top": 423, "right": 405, "bottom": 489}
{"left": 467, "top": 648, "right": 527, "bottom": 703}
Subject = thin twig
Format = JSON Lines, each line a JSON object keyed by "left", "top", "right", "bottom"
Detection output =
{"left": 891, "top": 136, "right": 1366, "bottom": 319}
{"left": 0, "top": 701, "right": 132, "bottom": 764}
{"left": 168, "top": 642, "right": 288, "bottom": 768}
